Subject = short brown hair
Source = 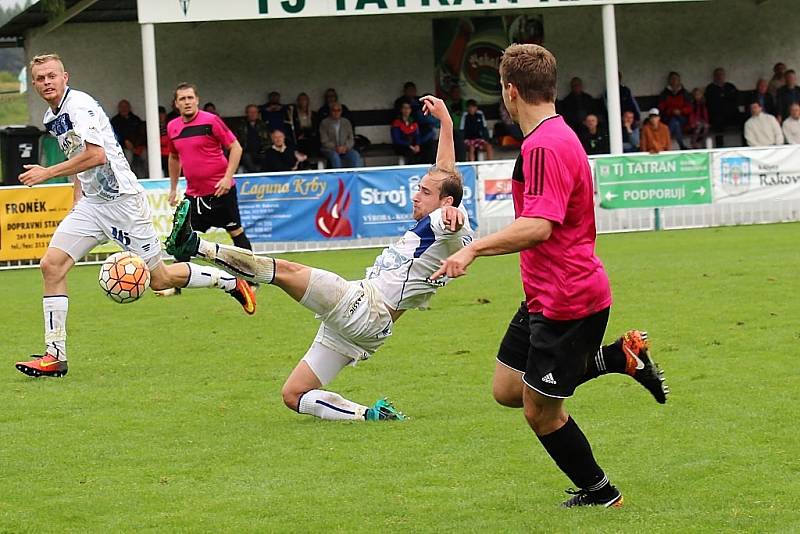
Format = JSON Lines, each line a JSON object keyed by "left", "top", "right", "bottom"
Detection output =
{"left": 429, "top": 165, "right": 464, "bottom": 208}
{"left": 499, "top": 44, "right": 557, "bottom": 105}
{"left": 173, "top": 82, "right": 198, "bottom": 103}
{"left": 29, "top": 53, "right": 64, "bottom": 72}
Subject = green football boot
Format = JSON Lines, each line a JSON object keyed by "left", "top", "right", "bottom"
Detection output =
{"left": 365, "top": 398, "right": 407, "bottom": 421}
{"left": 165, "top": 199, "right": 200, "bottom": 258}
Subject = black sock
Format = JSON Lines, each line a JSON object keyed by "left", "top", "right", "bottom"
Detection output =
{"left": 577, "top": 341, "right": 628, "bottom": 385}
{"left": 537, "top": 416, "right": 612, "bottom": 495}
{"left": 232, "top": 232, "right": 252, "bottom": 251}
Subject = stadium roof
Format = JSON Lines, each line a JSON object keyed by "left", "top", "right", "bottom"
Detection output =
{"left": 0, "top": 0, "right": 137, "bottom": 40}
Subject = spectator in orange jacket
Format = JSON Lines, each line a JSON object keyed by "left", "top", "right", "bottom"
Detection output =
{"left": 659, "top": 72, "right": 692, "bottom": 150}
{"left": 640, "top": 108, "right": 671, "bottom": 153}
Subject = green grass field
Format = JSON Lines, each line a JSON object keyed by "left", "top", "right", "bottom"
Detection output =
{"left": 1, "top": 223, "right": 799, "bottom": 533}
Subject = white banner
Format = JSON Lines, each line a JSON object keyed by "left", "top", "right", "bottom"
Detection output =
{"left": 139, "top": 0, "right": 707, "bottom": 25}
{"left": 712, "top": 146, "right": 800, "bottom": 203}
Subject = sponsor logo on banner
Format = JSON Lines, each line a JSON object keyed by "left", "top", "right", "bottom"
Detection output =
{"left": 178, "top": 0, "right": 190, "bottom": 16}
{"left": 719, "top": 156, "right": 751, "bottom": 197}
{"left": 0, "top": 185, "right": 73, "bottom": 261}
{"left": 316, "top": 178, "right": 353, "bottom": 238}
{"left": 484, "top": 179, "right": 512, "bottom": 201}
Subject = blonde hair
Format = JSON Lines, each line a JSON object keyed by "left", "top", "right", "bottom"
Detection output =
{"left": 29, "top": 53, "right": 64, "bottom": 72}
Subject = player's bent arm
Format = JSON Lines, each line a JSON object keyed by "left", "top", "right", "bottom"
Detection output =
{"left": 45, "top": 142, "right": 106, "bottom": 179}
{"left": 224, "top": 140, "right": 243, "bottom": 178}
{"left": 468, "top": 216, "right": 553, "bottom": 258}
{"left": 71, "top": 177, "right": 81, "bottom": 205}
{"left": 168, "top": 153, "right": 181, "bottom": 188}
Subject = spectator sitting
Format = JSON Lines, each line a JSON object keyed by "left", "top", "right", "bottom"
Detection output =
{"left": 688, "top": 88, "right": 710, "bottom": 149}
{"left": 744, "top": 101, "right": 783, "bottom": 147}
{"left": 260, "top": 91, "right": 294, "bottom": 142}
{"left": 705, "top": 67, "right": 740, "bottom": 142}
{"left": 750, "top": 78, "right": 777, "bottom": 117}
{"left": 394, "top": 81, "right": 420, "bottom": 114}
{"left": 293, "top": 92, "right": 319, "bottom": 156}
{"left": 603, "top": 71, "right": 641, "bottom": 123}
{"left": 317, "top": 88, "right": 353, "bottom": 124}
{"left": 460, "top": 99, "right": 493, "bottom": 161}
{"left": 558, "top": 76, "right": 601, "bottom": 132}
{"left": 319, "top": 103, "right": 363, "bottom": 168}
{"left": 659, "top": 72, "right": 692, "bottom": 150}
{"left": 640, "top": 108, "right": 671, "bottom": 153}
{"left": 782, "top": 103, "right": 800, "bottom": 144}
{"left": 445, "top": 84, "right": 467, "bottom": 161}
{"left": 263, "top": 129, "right": 308, "bottom": 172}
{"left": 579, "top": 114, "right": 609, "bottom": 155}
{"left": 236, "top": 104, "right": 270, "bottom": 173}
{"left": 203, "top": 102, "right": 218, "bottom": 115}
{"left": 393, "top": 81, "right": 438, "bottom": 164}
{"left": 110, "top": 99, "right": 147, "bottom": 178}
{"left": 494, "top": 99, "right": 524, "bottom": 147}
{"left": 768, "top": 62, "right": 786, "bottom": 99}
{"left": 390, "top": 101, "right": 421, "bottom": 164}
{"left": 621, "top": 110, "right": 640, "bottom": 153}
{"left": 158, "top": 105, "right": 170, "bottom": 176}
{"left": 776, "top": 70, "right": 800, "bottom": 123}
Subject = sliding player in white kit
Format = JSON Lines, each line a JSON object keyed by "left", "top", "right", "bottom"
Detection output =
{"left": 14, "top": 54, "right": 256, "bottom": 378}
{"left": 165, "top": 96, "right": 472, "bottom": 420}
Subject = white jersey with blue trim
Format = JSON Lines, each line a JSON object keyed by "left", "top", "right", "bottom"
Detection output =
{"left": 42, "top": 87, "right": 141, "bottom": 202}
{"left": 364, "top": 206, "right": 474, "bottom": 310}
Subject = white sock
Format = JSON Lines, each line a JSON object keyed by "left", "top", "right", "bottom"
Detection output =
{"left": 185, "top": 262, "right": 237, "bottom": 291}
{"left": 297, "top": 390, "right": 368, "bottom": 421}
{"left": 43, "top": 295, "right": 68, "bottom": 361}
{"left": 198, "top": 239, "right": 275, "bottom": 284}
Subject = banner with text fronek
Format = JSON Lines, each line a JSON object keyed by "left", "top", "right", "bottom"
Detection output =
{"left": 139, "top": 0, "right": 708, "bottom": 25}
{"left": 711, "top": 145, "right": 800, "bottom": 203}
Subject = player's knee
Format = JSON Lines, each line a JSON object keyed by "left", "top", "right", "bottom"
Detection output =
{"left": 40, "top": 252, "right": 69, "bottom": 281}
{"left": 281, "top": 383, "right": 303, "bottom": 411}
{"left": 523, "top": 403, "right": 566, "bottom": 435}
{"left": 493, "top": 386, "right": 523, "bottom": 408}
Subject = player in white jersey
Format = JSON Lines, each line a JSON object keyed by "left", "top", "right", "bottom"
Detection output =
{"left": 165, "top": 96, "right": 471, "bottom": 421}
{"left": 14, "top": 54, "right": 256, "bottom": 379}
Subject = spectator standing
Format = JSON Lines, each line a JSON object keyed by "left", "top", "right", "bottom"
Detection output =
{"left": 640, "top": 108, "right": 671, "bottom": 153}
{"left": 579, "top": 114, "right": 609, "bottom": 155}
{"left": 263, "top": 129, "right": 308, "bottom": 172}
{"left": 319, "top": 103, "right": 363, "bottom": 168}
{"left": 317, "top": 88, "right": 353, "bottom": 124}
{"left": 776, "top": 70, "right": 800, "bottom": 123}
{"left": 768, "top": 62, "right": 787, "bottom": 99}
{"left": 236, "top": 104, "right": 270, "bottom": 173}
{"left": 621, "top": 110, "right": 640, "bottom": 153}
{"left": 705, "top": 68, "right": 740, "bottom": 144}
{"left": 293, "top": 92, "right": 319, "bottom": 156}
{"left": 782, "top": 103, "right": 800, "bottom": 144}
{"left": 558, "top": 77, "right": 600, "bottom": 133}
{"left": 688, "top": 88, "right": 710, "bottom": 149}
{"left": 110, "top": 99, "right": 147, "bottom": 177}
{"left": 460, "top": 99, "right": 493, "bottom": 161}
{"left": 260, "top": 92, "right": 294, "bottom": 141}
{"left": 602, "top": 72, "right": 641, "bottom": 123}
{"left": 494, "top": 99, "right": 524, "bottom": 147}
{"left": 744, "top": 101, "right": 783, "bottom": 147}
{"left": 203, "top": 102, "right": 218, "bottom": 115}
{"left": 390, "top": 101, "right": 421, "bottom": 164}
{"left": 659, "top": 72, "right": 692, "bottom": 150}
{"left": 749, "top": 78, "right": 777, "bottom": 117}
{"left": 445, "top": 84, "right": 468, "bottom": 161}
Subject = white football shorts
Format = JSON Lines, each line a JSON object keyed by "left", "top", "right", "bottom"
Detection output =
{"left": 49, "top": 192, "right": 162, "bottom": 269}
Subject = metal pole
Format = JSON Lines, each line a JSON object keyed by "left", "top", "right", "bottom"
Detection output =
{"left": 602, "top": 4, "right": 623, "bottom": 155}
{"left": 141, "top": 23, "right": 162, "bottom": 179}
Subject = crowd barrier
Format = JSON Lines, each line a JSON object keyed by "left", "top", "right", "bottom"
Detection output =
{"left": 2, "top": 145, "right": 799, "bottom": 269}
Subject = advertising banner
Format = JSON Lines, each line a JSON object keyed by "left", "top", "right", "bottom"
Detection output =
{"left": 477, "top": 161, "right": 516, "bottom": 220}
{"left": 595, "top": 153, "right": 712, "bottom": 209}
{"left": 712, "top": 146, "right": 800, "bottom": 203}
{"left": 0, "top": 184, "right": 73, "bottom": 261}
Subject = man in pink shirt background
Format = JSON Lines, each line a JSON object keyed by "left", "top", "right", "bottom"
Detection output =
{"left": 166, "top": 83, "right": 253, "bottom": 287}
{"left": 433, "top": 44, "right": 668, "bottom": 508}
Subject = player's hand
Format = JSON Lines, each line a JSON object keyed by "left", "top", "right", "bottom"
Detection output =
{"left": 19, "top": 165, "right": 51, "bottom": 186}
{"left": 420, "top": 95, "right": 451, "bottom": 123}
{"left": 168, "top": 189, "right": 179, "bottom": 207}
{"left": 441, "top": 206, "right": 464, "bottom": 232}
{"left": 214, "top": 176, "right": 232, "bottom": 197}
{"left": 431, "top": 246, "right": 476, "bottom": 280}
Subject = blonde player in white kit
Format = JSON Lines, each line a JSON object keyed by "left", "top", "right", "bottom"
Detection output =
{"left": 165, "top": 96, "right": 472, "bottom": 420}
{"left": 14, "top": 54, "right": 256, "bottom": 378}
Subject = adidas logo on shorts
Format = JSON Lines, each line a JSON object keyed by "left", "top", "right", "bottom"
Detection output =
{"left": 541, "top": 373, "right": 557, "bottom": 385}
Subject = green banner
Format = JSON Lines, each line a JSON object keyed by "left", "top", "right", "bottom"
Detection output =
{"left": 595, "top": 153, "right": 712, "bottom": 209}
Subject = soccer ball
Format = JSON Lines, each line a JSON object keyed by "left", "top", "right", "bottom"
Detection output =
{"left": 98, "top": 251, "right": 151, "bottom": 304}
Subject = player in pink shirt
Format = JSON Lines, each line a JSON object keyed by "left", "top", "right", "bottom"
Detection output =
{"left": 433, "top": 44, "right": 668, "bottom": 508}
{"left": 166, "top": 83, "right": 254, "bottom": 292}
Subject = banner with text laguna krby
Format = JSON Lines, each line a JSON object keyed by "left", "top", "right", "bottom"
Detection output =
{"left": 0, "top": 184, "right": 73, "bottom": 261}
{"left": 712, "top": 146, "right": 800, "bottom": 202}
{"left": 595, "top": 152, "right": 712, "bottom": 209}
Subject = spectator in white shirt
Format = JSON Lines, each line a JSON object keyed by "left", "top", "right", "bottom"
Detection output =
{"left": 744, "top": 101, "right": 783, "bottom": 147}
{"left": 781, "top": 103, "right": 800, "bottom": 144}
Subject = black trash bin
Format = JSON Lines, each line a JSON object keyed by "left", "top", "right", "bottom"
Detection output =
{"left": 1, "top": 126, "right": 42, "bottom": 186}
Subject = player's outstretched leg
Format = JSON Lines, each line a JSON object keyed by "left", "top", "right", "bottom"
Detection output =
{"left": 578, "top": 330, "right": 668, "bottom": 404}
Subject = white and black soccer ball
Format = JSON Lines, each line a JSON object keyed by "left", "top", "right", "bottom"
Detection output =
{"left": 98, "top": 251, "right": 150, "bottom": 304}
